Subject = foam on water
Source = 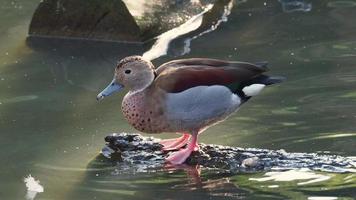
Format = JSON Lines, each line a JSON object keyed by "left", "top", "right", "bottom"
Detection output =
{"left": 24, "top": 175, "right": 44, "bottom": 200}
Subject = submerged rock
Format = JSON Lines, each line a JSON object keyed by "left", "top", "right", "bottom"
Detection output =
{"left": 102, "top": 133, "right": 356, "bottom": 173}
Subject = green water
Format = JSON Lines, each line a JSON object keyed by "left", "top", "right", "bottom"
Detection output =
{"left": 0, "top": 0, "right": 355, "bottom": 199}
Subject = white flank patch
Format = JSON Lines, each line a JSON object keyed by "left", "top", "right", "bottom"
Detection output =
{"left": 24, "top": 175, "right": 44, "bottom": 200}
{"left": 242, "top": 84, "right": 266, "bottom": 96}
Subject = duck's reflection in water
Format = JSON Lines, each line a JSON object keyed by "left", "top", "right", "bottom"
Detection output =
{"left": 64, "top": 155, "right": 249, "bottom": 200}
{"left": 167, "top": 164, "right": 244, "bottom": 199}
{"left": 164, "top": 164, "right": 203, "bottom": 186}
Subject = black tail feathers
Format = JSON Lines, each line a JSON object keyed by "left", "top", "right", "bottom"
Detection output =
{"left": 252, "top": 61, "right": 285, "bottom": 85}
{"left": 254, "top": 75, "right": 285, "bottom": 85}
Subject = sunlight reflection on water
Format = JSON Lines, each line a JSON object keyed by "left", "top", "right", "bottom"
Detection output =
{"left": 307, "top": 197, "right": 338, "bottom": 200}
{"left": 249, "top": 168, "right": 332, "bottom": 185}
{"left": 0, "top": 95, "right": 38, "bottom": 104}
{"left": 142, "top": 5, "right": 213, "bottom": 61}
{"left": 142, "top": 0, "right": 236, "bottom": 61}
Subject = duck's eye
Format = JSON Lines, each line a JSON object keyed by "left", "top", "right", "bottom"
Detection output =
{"left": 124, "top": 69, "right": 131, "bottom": 74}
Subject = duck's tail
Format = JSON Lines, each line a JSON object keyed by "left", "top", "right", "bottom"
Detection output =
{"left": 249, "top": 75, "right": 286, "bottom": 86}
{"left": 235, "top": 74, "right": 285, "bottom": 102}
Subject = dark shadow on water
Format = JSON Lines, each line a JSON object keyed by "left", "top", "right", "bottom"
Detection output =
{"left": 26, "top": 36, "right": 146, "bottom": 63}
{"left": 68, "top": 153, "right": 355, "bottom": 200}
{"left": 63, "top": 154, "right": 287, "bottom": 200}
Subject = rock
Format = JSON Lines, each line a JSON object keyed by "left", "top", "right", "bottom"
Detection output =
{"left": 102, "top": 133, "right": 356, "bottom": 173}
{"left": 27, "top": 0, "right": 235, "bottom": 59}
{"left": 28, "top": 0, "right": 229, "bottom": 43}
{"left": 128, "top": 0, "right": 215, "bottom": 41}
{"left": 29, "top": 0, "right": 141, "bottom": 42}
{"left": 241, "top": 157, "right": 259, "bottom": 168}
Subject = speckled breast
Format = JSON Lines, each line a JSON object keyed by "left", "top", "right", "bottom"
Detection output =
{"left": 121, "top": 90, "right": 170, "bottom": 133}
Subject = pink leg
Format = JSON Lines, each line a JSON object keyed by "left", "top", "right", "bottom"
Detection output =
{"left": 163, "top": 134, "right": 190, "bottom": 151}
{"left": 159, "top": 138, "right": 178, "bottom": 146}
{"left": 193, "top": 141, "right": 199, "bottom": 152}
{"left": 160, "top": 133, "right": 190, "bottom": 151}
{"left": 159, "top": 133, "right": 187, "bottom": 146}
{"left": 166, "top": 132, "right": 198, "bottom": 165}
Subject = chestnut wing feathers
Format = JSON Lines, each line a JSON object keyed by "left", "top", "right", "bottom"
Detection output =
{"left": 154, "top": 58, "right": 268, "bottom": 93}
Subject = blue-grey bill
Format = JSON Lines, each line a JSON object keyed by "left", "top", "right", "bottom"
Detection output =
{"left": 96, "top": 79, "right": 124, "bottom": 101}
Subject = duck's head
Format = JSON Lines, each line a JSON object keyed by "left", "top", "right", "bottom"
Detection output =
{"left": 96, "top": 56, "right": 156, "bottom": 101}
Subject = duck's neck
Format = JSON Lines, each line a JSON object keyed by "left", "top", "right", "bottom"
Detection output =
{"left": 128, "top": 82, "right": 153, "bottom": 95}
{"left": 128, "top": 72, "right": 155, "bottom": 92}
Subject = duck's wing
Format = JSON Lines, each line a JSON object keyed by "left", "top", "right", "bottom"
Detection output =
{"left": 156, "top": 58, "right": 268, "bottom": 74}
{"left": 154, "top": 58, "right": 269, "bottom": 93}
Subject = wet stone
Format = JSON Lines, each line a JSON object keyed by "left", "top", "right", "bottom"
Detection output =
{"left": 29, "top": 0, "right": 141, "bottom": 42}
{"left": 102, "top": 133, "right": 356, "bottom": 173}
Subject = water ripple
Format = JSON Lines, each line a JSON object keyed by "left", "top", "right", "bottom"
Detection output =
{"left": 36, "top": 163, "right": 116, "bottom": 172}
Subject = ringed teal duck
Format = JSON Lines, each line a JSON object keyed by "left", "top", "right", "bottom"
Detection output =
{"left": 97, "top": 56, "right": 284, "bottom": 164}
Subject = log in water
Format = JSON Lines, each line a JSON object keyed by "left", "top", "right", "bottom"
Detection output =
{"left": 102, "top": 133, "right": 356, "bottom": 173}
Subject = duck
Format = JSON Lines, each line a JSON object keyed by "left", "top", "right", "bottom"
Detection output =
{"left": 97, "top": 56, "right": 284, "bottom": 164}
